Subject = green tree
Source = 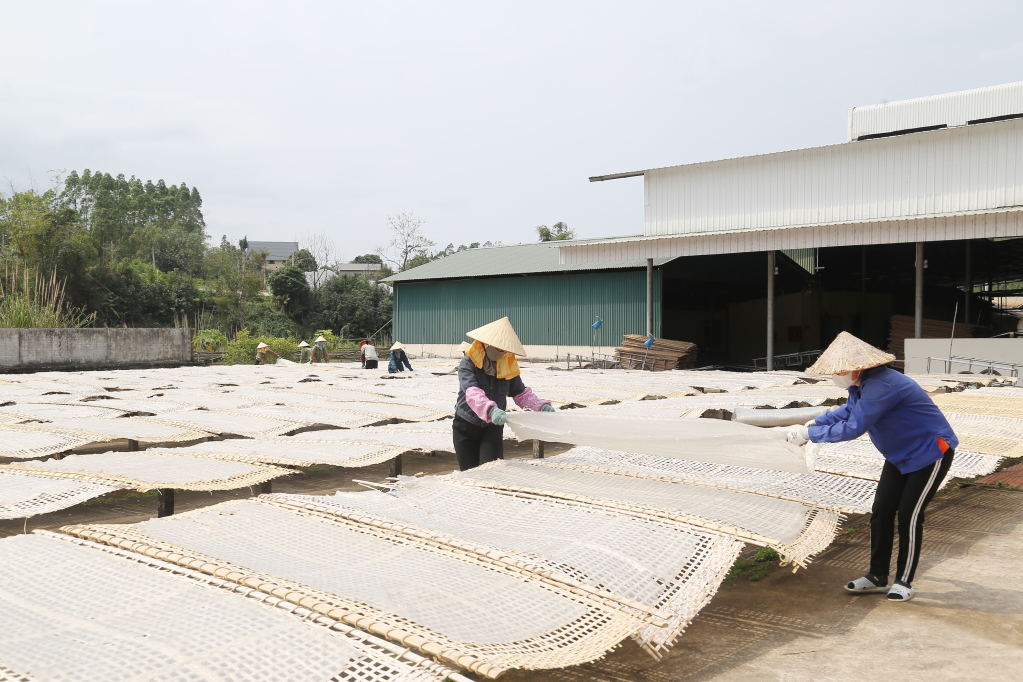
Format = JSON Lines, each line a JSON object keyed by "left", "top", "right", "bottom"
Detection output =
{"left": 290, "top": 248, "right": 317, "bottom": 271}
{"left": 537, "top": 221, "right": 575, "bottom": 241}
{"left": 352, "top": 254, "right": 382, "bottom": 264}
{"left": 267, "top": 264, "right": 312, "bottom": 321}
{"left": 310, "top": 274, "right": 392, "bottom": 338}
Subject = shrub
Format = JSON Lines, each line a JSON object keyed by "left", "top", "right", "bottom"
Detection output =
{"left": 220, "top": 329, "right": 300, "bottom": 365}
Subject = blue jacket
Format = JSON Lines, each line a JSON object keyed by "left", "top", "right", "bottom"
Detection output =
{"left": 809, "top": 366, "right": 958, "bottom": 474}
{"left": 454, "top": 356, "right": 526, "bottom": 426}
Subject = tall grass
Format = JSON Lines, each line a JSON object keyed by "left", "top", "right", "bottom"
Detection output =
{"left": 0, "top": 265, "right": 96, "bottom": 328}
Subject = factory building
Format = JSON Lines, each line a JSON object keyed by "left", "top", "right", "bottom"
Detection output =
{"left": 390, "top": 81, "right": 1023, "bottom": 367}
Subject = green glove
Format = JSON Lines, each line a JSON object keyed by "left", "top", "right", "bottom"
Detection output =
{"left": 540, "top": 404, "right": 556, "bottom": 412}
{"left": 489, "top": 407, "right": 507, "bottom": 426}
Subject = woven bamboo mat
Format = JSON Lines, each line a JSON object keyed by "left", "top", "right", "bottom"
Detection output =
{"left": 544, "top": 447, "right": 878, "bottom": 514}
{"left": 22, "top": 418, "right": 209, "bottom": 445}
{"left": 449, "top": 460, "right": 840, "bottom": 569}
{"left": 0, "top": 425, "right": 115, "bottom": 460}
{"left": 268, "top": 480, "right": 743, "bottom": 658}
{"left": 63, "top": 499, "right": 646, "bottom": 676}
{"left": 142, "top": 411, "right": 307, "bottom": 438}
{"left": 0, "top": 532, "right": 458, "bottom": 682}
{"left": 0, "top": 471, "right": 120, "bottom": 520}
{"left": 0, "top": 451, "right": 287, "bottom": 492}
{"left": 155, "top": 439, "right": 408, "bottom": 468}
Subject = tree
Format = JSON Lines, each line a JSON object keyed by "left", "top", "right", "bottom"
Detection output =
{"left": 310, "top": 274, "right": 393, "bottom": 339}
{"left": 290, "top": 248, "right": 317, "bottom": 271}
{"left": 376, "top": 210, "right": 435, "bottom": 272}
{"left": 267, "top": 264, "right": 312, "bottom": 321}
{"left": 352, "top": 254, "right": 382, "bottom": 264}
{"left": 537, "top": 221, "right": 576, "bottom": 241}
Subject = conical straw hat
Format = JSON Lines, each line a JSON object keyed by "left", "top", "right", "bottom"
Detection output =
{"left": 315, "top": 336, "right": 327, "bottom": 343}
{"left": 298, "top": 341, "right": 310, "bottom": 347}
{"left": 391, "top": 341, "right": 405, "bottom": 351}
{"left": 256, "top": 342, "right": 269, "bottom": 350}
{"left": 457, "top": 341, "right": 471, "bottom": 353}
{"left": 466, "top": 317, "right": 526, "bottom": 356}
{"left": 806, "top": 331, "right": 896, "bottom": 375}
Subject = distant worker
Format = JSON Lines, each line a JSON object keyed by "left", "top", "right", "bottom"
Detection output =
{"left": 388, "top": 342, "right": 414, "bottom": 373}
{"left": 361, "top": 339, "right": 378, "bottom": 369}
{"left": 453, "top": 317, "right": 554, "bottom": 471}
{"left": 298, "top": 340, "right": 312, "bottom": 363}
{"left": 311, "top": 336, "right": 329, "bottom": 363}
{"left": 255, "top": 342, "right": 279, "bottom": 365}
{"left": 788, "top": 332, "right": 958, "bottom": 603}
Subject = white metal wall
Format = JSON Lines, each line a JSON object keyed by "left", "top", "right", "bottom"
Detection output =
{"left": 643, "top": 119, "right": 1023, "bottom": 238}
{"left": 559, "top": 209, "right": 1023, "bottom": 264}
{"left": 848, "top": 81, "right": 1023, "bottom": 141}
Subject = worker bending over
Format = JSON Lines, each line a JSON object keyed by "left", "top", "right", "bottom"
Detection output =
{"left": 789, "top": 332, "right": 957, "bottom": 602}
{"left": 298, "top": 341, "right": 312, "bottom": 363}
{"left": 311, "top": 336, "right": 329, "bottom": 363}
{"left": 453, "top": 317, "right": 554, "bottom": 470}
{"left": 360, "top": 339, "right": 378, "bottom": 369}
{"left": 255, "top": 342, "right": 279, "bottom": 365}
{"left": 388, "top": 342, "right": 414, "bottom": 373}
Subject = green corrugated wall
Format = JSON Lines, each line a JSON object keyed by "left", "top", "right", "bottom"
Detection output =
{"left": 393, "top": 270, "right": 661, "bottom": 346}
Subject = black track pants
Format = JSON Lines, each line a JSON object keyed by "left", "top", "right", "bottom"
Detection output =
{"left": 869, "top": 450, "right": 954, "bottom": 584}
{"left": 452, "top": 415, "right": 504, "bottom": 471}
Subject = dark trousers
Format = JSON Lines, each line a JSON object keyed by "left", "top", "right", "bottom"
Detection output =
{"left": 452, "top": 415, "right": 504, "bottom": 471}
{"left": 870, "top": 450, "right": 954, "bottom": 584}
{"left": 363, "top": 359, "right": 378, "bottom": 369}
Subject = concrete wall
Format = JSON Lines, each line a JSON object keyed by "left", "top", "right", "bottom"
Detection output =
{"left": 905, "top": 338, "right": 1023, "bottom": 374}
{"left": 0, "top": 328, "right": 192, "bottom": 371}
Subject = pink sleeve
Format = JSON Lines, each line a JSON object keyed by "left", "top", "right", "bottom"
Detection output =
{"left": 465, "top": 386, "right": 497, "bottom": 422}
{"left": 513, "top": 386, "right": 551, "bottom": 412}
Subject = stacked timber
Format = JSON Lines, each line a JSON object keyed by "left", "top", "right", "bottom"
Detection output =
{"left": 616, "top": 335, "right": 698, "bottom": 371}
{"left": 887, "top": 314, "right": 977, "bottom": 365}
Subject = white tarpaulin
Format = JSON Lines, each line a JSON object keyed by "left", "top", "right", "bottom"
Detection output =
{"left": 506, "top": 412, "right": 813, "bottom": 474}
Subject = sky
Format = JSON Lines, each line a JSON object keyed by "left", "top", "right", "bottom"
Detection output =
{"left": 3, "top": 1, "right": 1023, "bottom": 261}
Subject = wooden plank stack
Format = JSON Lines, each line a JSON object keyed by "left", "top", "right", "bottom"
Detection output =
{"left": 616, "top": 335, "right": 698, "bottom": 371}
{"left": 887, "top": 314, "right": 977, "bottom": 365}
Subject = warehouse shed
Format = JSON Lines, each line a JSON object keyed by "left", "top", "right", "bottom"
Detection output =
{"left": 384, "top": 240, "right": 669, "bottom": 358}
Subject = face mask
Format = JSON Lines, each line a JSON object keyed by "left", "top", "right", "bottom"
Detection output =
{"left": 484, "top": 345, "right": 506, "bottom": 361}
{"left": 831, "top": 372, "right": 855, "bottom": 389}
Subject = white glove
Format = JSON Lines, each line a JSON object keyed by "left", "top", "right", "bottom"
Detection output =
{"left": 786, "top": 425, "right": 810, "bottom": 446}
{"left": 804, "top": 419, "right": 817, "bottom": 427}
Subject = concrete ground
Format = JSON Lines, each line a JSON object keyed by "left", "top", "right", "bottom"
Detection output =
{"left": 3, "top": 446, "right": 1021, "bottom": 682}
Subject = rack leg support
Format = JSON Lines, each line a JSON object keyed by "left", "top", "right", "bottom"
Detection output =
{"left": 389, "top": 454, "right": 403, "bottom": 477}
{"left": 157, "top": 489, "right": 175, "bottom": 518}
{"left": 533, "top": 440, "right": 545, "bottom": 459}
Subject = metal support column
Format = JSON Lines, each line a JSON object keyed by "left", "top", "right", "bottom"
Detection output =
{"left": 860, "top": 245, "right": 867, "bottom": 336}
{"left": 964, "top": 240, "right": 971, "bottom": 324}
{"left": 646, "top": 258, "right": 653, "bottom": 337}
{"left": 766, "top": 250, "right": 775, "bottom": 371}
{"left": 915, "top": 242, "right": 924, "bottom": 339}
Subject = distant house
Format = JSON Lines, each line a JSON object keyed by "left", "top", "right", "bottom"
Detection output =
{"left": 247, "top": 241, "right": 299, "bottom": 271}
{"left": 306, "top": 263, "right": 385, "bottom": 289}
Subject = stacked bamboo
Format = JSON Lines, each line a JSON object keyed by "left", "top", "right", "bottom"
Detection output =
{"left": 887, "top": 315, "right": 977, "bottom": 364}
{"left": 616, "top": 335, "right": 698, "bottom": 371}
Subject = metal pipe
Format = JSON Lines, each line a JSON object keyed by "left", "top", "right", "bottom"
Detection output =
{"left": 766, "top": 251, "right": 775, "bottom": 371}
{"left": 646, "top": 258, "right": 653, "bottom": 337}
{"left": 915, "top": 242, "right": 924, "bottom": 339}
{"left": 964, "top": 240, "right": 971, "bottom": 323}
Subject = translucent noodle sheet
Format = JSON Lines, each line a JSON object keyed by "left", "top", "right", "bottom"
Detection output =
{"left": 506, "top": 412, "right": 813, "bottom": 474}
{"left": 269, "top": 477, "right": 744, "bottom": 657}
{"left": 449, "top": 460, "right": 841, "bottom": 568}
{"left": 64, "top": 499, "right": 647, "bottom": 675}
{"left": 0, "top": 533, "right": 457, "bottom": 682}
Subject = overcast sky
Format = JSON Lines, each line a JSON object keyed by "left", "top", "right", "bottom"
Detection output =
{"left": 3, "top": 1, "right": 1023, "bottom": 261}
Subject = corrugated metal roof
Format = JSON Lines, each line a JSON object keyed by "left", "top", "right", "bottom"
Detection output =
{"left": 848, "top": 81, "right": 1023, "bottom": 141}
{"left": 383, "top": 238, "right": 673, "bottom": 282}
{"left": 247, "top": 241, "right": 299, "bottom": 261}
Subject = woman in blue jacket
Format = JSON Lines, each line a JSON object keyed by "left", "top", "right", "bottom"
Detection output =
{"left": 453, "top": 317, "right": 554, "bottom": 470}
{"left": 787, "top": 332, "right": 957, "bottom": 602}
